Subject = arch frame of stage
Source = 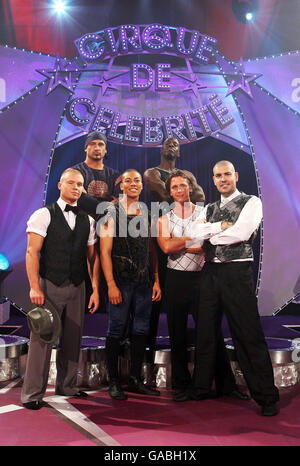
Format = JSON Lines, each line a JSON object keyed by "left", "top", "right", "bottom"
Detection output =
{"left": 0, "top": 25, "right": 299, "bottom": 316}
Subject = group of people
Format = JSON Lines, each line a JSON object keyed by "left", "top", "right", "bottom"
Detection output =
{"left": 21, "top": 131, "right": 279, "bottom": 417}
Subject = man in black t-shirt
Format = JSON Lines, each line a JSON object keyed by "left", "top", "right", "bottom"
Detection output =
{"left": 72, "top": 131, "right": 121, "bottom": 217}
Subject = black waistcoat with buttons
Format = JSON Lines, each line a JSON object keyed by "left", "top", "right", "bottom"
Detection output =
{"left": 39, "top": 202, "right": 90, "bottom": 286}
{"left": 205, "top": 193, "right": 257, "bottom": 262}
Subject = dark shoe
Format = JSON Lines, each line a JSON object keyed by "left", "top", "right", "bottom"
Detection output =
{"left": 188, "top": 389, "right": 216, "bottom": 401}
{"left": 261, "top": 403, "right": 279, "bottom": 416}
{"left": 23, "top": 400, "right": 43, "bottom": 410}
{"left": 224, "top": 389, "right": 251, "bottom": 401}
{"left": 127, "top": 376, "right": 160, "bottom": 396}
{"left": 173, "top": 389, "right": 190, "bottom": 402}
{"left": 72, "top": 391, "right": 89, "bottom": 398}
{"left": 109, "top": 380, "right": 128, "bottom": 400}
{"left": 55, "top": 390, "right": 88, "bottom": 398}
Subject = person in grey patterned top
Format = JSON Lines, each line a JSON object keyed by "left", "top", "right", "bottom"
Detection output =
{"left": 143, "top": 137, "right": 205, "bottom": 371}
{"left": 157, "top": 169, "right": 239, "bottom": 402}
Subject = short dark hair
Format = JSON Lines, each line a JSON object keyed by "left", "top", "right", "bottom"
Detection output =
{"left": 121, "top": 168, "right": 142, "bottom": 182}
{"left": 160, "top": 137, "right": 180, "bottom": 156}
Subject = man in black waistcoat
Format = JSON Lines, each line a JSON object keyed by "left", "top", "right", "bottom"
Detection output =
{"left": 143, "top": 137, "right": 205, "bottom": 368}
{"left": 191, "top": 160, "right": 279, "bottom": 416}
{"left": 100, "top": 169, "right": 161, "bottom": 400}
{"left": 21, "top": 168, "right": 100, "bottom": 410}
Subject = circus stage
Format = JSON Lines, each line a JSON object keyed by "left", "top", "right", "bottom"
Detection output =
{"left": 1, "top": 0, "right": 300, "bottom": 452}
{"left": 1, "top": 306, "right": 300, "bottom": 447}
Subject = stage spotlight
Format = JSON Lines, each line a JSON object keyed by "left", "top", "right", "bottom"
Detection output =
{"left": 53, "top": 0, "right": 67, "bottom": 14}
{"left": 0, "top": 254, "right": 12, "bottom": 298}
{"left": 0, "top": 253, "right": 10, "bottom": 271}
{"left": 232, "top": 0, "right": 258, "bottom": 24}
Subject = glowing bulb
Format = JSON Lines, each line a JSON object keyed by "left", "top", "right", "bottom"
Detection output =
{"left": 53, "top": 1, "right": 67, "bottom": 14}
{"left": 245, "top": 12, "right": 253, "bottom": 21}
{"left": 0, "top": 254, "right": 10, "bottom": 270}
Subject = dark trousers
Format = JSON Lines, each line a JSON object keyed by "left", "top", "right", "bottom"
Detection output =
{"left": 107, "top": 281, "right": 153, "bottom": 339}
{"left": 164, "top": 269, "right": 201, "bottom": 389}
{"left": 193, "top": 261, "right": 279, "bottom": 406}
{"left": 106, "top": 280, "right": 153, "bottom": 381}
{"left": 165, "top": 268, "right": 237, "bottom": 393}
{"left": 146, "top": 241, "right": 167, "bottom": 361}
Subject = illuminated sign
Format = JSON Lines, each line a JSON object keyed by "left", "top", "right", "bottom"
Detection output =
{"left": 36, "top": 24, "right": 260, "bottom": 146}
{"left": 67, "top": 93, "right": 234, "bottom": 145}
{"left": 75, "top": 24, "right": 217, "bottom": 64}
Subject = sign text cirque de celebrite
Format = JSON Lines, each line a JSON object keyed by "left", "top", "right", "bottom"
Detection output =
{"left": 66, "top": 24, "right": 235, "bottom": 146}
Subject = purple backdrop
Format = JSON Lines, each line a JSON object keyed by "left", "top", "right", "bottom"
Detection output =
{"left": 0, "top": 30, "right": 299, "bottom": 316}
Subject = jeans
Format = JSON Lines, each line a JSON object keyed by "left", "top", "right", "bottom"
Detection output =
{"left": 107, "top": 280, "right": 153, "bottom": 339}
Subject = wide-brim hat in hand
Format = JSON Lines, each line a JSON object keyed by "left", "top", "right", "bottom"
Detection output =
{"left": 27, "top": 299, "right": 61, "bottom": 344}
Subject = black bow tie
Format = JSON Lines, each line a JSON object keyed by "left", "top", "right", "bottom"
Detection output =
{"left": 65, "top": 204, "right": 80, "bottom": 215}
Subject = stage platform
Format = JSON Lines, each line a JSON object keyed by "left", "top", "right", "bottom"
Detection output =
{"left": 4, "top": 303, "right": 300, "bottom": 342}
{"left": 1, "top": 307, "right": 300, "bottom": 446}
{"left": 1, "top": 307, "right": 300, "bottom": 389}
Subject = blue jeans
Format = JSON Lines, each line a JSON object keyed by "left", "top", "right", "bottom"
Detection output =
{"left": 107, "top": 281, "right": 153, "bottom": 339}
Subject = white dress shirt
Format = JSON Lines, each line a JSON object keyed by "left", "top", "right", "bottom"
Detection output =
{"left": 185, "top": 208, "right": 223, "bottom": 247}
{"left": 209, "top": 190, "right": 262, "bottom": 246}
{"left": 26, "top": 197, "right": 97, "bottom": 246}
{"left": 190, "top": 190, "right": 262, "bottom": 262}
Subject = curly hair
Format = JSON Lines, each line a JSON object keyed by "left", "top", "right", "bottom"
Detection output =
{"left": 165, "top": 169, "right": 200, "bottom": 196}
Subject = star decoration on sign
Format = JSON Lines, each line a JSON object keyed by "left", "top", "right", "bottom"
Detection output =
{"left": 36, "top": 55, "right": 80, "bottom": 95}
{"left": 93, "top": 76, "right": 117, "bottom": 96}
{"left": 225, "top": 58, "right": 262, "bottom": 99}
{"left": 93, "top": 70, "right": 129, "bottom": 96}
{"left": 171, "top": 71, "right": 207, "bottom": 99}
{"left": 184, "top": 77, "right": 207, "bottom": 99}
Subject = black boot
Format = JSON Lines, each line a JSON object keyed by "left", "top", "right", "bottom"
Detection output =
{"left": 105, "top": 336, "right": 127, "bottom": 401}
{"left": 127, "top": 334, "right": 160, "bottom": 396}
{"left": 109, "top": 379, "right": 128, "bottom": 400}
{"left": 127, "top": 375, "right": 160, "bottom": 396}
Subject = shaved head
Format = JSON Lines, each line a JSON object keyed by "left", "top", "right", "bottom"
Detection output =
{"left": 213, "top": 160, "right": 235, "bottom": 174}
{"left": 60, "top": 168, "right": 84, "bottom": 183}
{"left": 213, "top": 161, "right": 238, "bottom": 197}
